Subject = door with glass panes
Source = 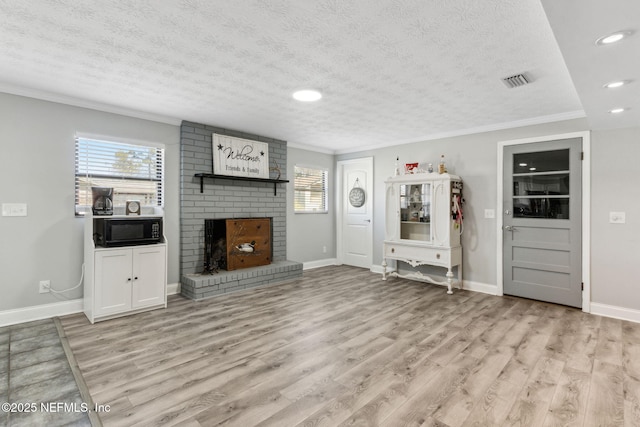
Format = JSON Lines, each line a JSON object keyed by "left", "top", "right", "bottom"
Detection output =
{"left": 503, "top": 138, "right": 582, "bottom": 308}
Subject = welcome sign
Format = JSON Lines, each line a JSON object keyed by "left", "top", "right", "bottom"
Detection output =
{"left": 212, "top": 134, "right": 269, "bottom": 179}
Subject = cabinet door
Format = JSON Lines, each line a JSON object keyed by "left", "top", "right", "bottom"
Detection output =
{"left": 431, "top": 180, "right": 451, "bottom": 246}
{"left": 131, "top": 245, "right": 166, "bottom": 309}
{"left": 94, "top": 249, "right": 133, "bottom": 316}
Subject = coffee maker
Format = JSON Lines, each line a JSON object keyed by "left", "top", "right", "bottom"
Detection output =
{"left": 91, "top": 187, "right": 113, "bottom": 216}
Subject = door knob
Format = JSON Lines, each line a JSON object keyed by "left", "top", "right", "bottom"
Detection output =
{"left": 364, "top": 219, "right": 371, "bottom": 223}
{"left": 504, "top": 225, "right": 516, "bottom": 231}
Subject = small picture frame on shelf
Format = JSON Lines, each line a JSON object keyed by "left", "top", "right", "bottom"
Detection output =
{"left": 126, "top": 200, "right": 141, "bottom": 216}
{"left": 405, "top": 163, "right": 418, "bottom": 174}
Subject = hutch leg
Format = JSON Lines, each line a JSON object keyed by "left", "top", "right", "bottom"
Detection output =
{"left": 382, "top": 259, "right": 388, "bottom": 280}
{"left": 458, "top": 263, "right": 463, "bottom": 290}
{"left": 446, "top": 269, "right": 454, "bottom": 294}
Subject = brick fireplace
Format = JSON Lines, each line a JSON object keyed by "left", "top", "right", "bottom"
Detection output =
{"left": 179, "top": 121, "right": 302, "bottom": 300}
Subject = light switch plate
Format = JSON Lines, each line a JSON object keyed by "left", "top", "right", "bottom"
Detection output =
{"left": 609, "top": 212, "right": 626, "bottom": 224}
{"left": 484, "top": 209, "right": 495, "bottom": 219}
{"left": 2, "top": 203, "right": 28, "bottom": 217}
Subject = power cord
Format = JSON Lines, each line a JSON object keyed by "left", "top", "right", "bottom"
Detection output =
{"left": 47, "top": 264, "right": 85, "bottom": 294}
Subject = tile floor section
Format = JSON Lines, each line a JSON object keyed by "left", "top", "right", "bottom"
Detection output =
{"left": 1, "top": 319, "right": 91, "bottom": 427}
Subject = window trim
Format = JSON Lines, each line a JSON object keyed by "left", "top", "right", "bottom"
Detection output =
{"left": 74, "top": 133, "right": 165, "bottom": 216}
{"left": 293, "top": 164, "right": 329, "bottom": 214}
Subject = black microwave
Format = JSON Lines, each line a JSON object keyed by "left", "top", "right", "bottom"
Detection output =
{"left": 93, "top": 217, "right": 163, "bottom": 247}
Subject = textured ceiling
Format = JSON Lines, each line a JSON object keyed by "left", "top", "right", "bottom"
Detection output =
{"left": 0, "top": 1, "right": 591, "bottom": 153}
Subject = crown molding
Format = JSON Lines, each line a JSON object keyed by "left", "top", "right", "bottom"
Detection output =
{"left": 287, "top": 141, "right": 336, "bottom": 155}
{"left": 334, "top": 110, "right": 586, "bottom": 155}
{"left": 0, "top": 83, "right": 182, "bottom": 126}
{"left": 1, "top": 82, "right": 586, "bottom": 156}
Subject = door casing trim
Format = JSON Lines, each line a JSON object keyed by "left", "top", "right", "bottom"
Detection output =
{"left": 497, "top": 131, "right": 591, "bottom": 312}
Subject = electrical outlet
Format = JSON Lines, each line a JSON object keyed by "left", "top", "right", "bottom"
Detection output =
{"left": 484, "top": 209, "right": 495, "bottom": 219}
{"left": 609, "top": 212, "right": 626, "bottom": 224}
{"left": 322, "top": 246, "right": 327, "bottom": 253}
{"left": 39, "top": 280, "right": 50, "bottom": 293}
{"left": 2, "top": 203, "right": 28, "bottom": 217}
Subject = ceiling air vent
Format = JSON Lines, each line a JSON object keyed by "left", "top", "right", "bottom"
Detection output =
{"left": 502, "top": 73, "right": 530, "bottom": 88}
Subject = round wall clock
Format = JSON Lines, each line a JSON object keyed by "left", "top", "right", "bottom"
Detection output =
{"left": 126, "top": 200, "right": 141, "bottom": 215}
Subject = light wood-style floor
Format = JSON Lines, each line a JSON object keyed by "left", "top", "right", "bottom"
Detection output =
{"left": 60, "top": 265, "right": 640, "bottom": 426}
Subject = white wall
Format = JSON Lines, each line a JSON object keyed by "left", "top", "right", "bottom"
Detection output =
{"left": 336, "top": 120, "right": 640, "bottom": 318}
{"left": 336, "top": 118, "right": 591, "bottom": 289}
{"left": 590, "top": 127, "right": 640, "bottom": 311}
{"left": 286, "top": 147, "right": 336, "bottom": 265}
{"left": 3, "top": 90, "right": 639, "bottom": 322}
{"left": 0, "top": 93, "right": 179, "bottom": 312}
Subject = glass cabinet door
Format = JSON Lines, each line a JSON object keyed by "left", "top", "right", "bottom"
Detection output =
{"left": 400, "top": 183, "right": 431, "bottom": 241}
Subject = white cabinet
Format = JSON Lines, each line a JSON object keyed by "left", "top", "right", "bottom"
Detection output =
{"left": 382, "top": 173, "right": 463, "bottom": 294}
{"left": 84, "top": 215, "right": 167, "bottom": 323}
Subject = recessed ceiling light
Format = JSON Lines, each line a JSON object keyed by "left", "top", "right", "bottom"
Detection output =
{"left": 609, "top": 108, "right": 627, "bottom": 114}
{"left": 519, "top": 163, "right": 527, "bottom": 167}
{"left": 293, "top": 90, "right": 322, "bottom": 102}
{"left": 529, "top": 167, "right": 537, "bottom": 171}
{"left": 596, "top": 30, "right": 633, "bottom": 45}
{"left": 604, "top": 80, "right": 629, "bottom": 89}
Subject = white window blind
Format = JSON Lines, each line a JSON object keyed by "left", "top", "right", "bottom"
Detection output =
{"left": 294, "top": 165, "right": 328, "bottom": 213}
{"left": 75, "top": 137, "right": 164, "bottom": 216}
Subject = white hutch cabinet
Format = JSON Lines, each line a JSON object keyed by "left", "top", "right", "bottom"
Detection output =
{"left": 84, "top": 213, "right": 167, "bottom": 323}
{"left": 382, "top": 173, "right": 463, "bottom": 294}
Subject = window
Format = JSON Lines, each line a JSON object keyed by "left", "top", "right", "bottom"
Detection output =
{"left": 75, "top": 136, "right": 164, "bottom": 216}
{"left": 294, "top": 165, "right": 328, "bottom": 213}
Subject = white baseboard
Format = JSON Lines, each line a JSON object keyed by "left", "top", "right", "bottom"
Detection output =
{"left": 4, "top": 286, "right": 633, "bottom": 329}
{"left": 370, "top": 264, "right": 395, "bottom": 275}
{"left": 303, "top": 258, "right": 338, "bottom": 270}
{"left": 0, "top": 299, "right": 84, "bottom": 327}
{"left": 371, "top": 266, "right": 498, "bottom": 296}
{"left": 0, "top": 283, "right": 181, "bottom": 327}
{"left": 591, "top": 302, "right": 640, "bottom": 324}
{"left": 462, "top": 280, "right": 499, "bottom": 295}
{"left": 368, "top": 275, "right": 638, "bottom": 323}
{"left": 167, "top": 282, "right": 181, "bottom": 295}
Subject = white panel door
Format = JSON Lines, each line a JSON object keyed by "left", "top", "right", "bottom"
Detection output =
{"left": 338, "top": 157, "right": 373, "bottom": 269}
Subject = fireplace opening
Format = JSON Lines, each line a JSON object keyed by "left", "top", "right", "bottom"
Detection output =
{"left": 203, "top": 218, "right": 272, "bottom": 273}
